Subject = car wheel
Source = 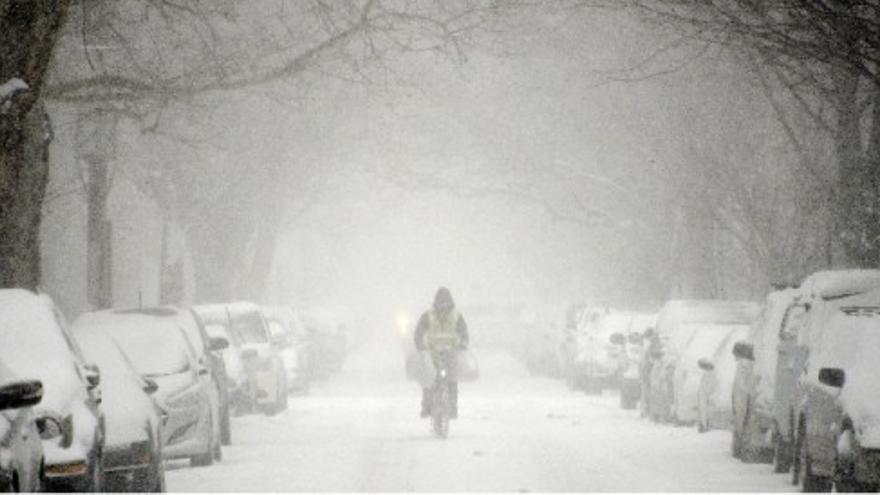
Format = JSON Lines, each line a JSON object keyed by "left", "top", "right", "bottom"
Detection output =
{"left": 731, "top": 423, "right": 743, "bottom": 458}
{"left": 220, "top": 399, "right": 232, "bottom": 446}
{"left": 213, "top": 437, "right": 223, "bottom": 461}
{"left": 190, "top": 416, "right": 216, "bottom": 468}
{"left": 796, "top": 426, "right": 831, "bottom": 492}
{"left": 773, "top": 425, "right": 792, "bottom": 473}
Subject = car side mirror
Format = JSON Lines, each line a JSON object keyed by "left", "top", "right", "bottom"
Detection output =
{"left": 818, "top": 368, "right": 845, "bottom": 388}
{"left": 732, "top": 341, "right": 754, "bottom": 361}
{"left": 142, "top": 378, "right": 159, "bottom": 395}
{"left": 208, "top": 336, "right": 229, "bottom": 352}
{"left": 83, "top": 364, "right": 101, "bottom": 390}
{"left": 609, "top": 333, "right": 626, "bottom": 346}
{"left": 0, "top": 380, "right": 43, "bottom": 410}
{"left": 697, "top": 358, "right": 714, "bottom": 371}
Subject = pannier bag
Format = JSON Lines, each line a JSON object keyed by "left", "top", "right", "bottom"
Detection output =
{"left": 405, "top": 350, "right": 437, "bottom": 388}
{"left": 456, "top": 349, "right": 480, "bottom": 382}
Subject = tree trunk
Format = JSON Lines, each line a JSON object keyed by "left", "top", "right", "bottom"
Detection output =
{"left": 0, "top": 0, "right": 70, "bottom": 289}
{"left": 0, "top": 103, "right": 52, "bottom": 289}
{"left": 238, "top": 221, "right": 280, "bottom": 301}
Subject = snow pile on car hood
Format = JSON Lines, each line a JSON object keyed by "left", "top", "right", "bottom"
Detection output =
{"left": 71, "top": 326, "right": 154, "bottom": 445}
{"left": 0, "top": 290, "right": 83, "bottom": 414}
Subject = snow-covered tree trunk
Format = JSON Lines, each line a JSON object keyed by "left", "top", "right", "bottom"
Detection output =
{"left": 0, "top": 0, "right": 70, "bottom": 288}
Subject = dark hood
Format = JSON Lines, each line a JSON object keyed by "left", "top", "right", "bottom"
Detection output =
{"left": 433, "top": 287, "right": 455, "bottom": 313}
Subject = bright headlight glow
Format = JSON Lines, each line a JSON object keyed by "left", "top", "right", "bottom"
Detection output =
{"left": 396, "top": 312, "right": 410, "bottom": 336}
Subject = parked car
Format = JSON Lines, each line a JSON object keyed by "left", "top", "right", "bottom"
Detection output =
{"left": 262, "top": 305, "right": 312, "bottom": 394}
{"left": 792, "top": 286, "right": 880, "bottom": 491}
{"left": 227, "top": 302, "right": 287, "bottom": 415}
{"left": 193, "top": 304, "right": 256, "bottom": 416}
{"left": 647, "top": 300, "right": 759, "bottom": 423}
{"left": 696, "top": 325, "right": 749, "bottom": 432}
{"left": 75, "top": 310, "right": 224, "bottom": 467}
{"left": 572, "top": 311, "right": 634, "bottom": 394}
{"left": 70, "top": 326, "right": 165, "bottom": 492}
{"left": 730, "top": 288, "right": 799, "bottom": 463}
{"left": 772, "top": 270, "right": 880, "bottom": 475}
{"left": 671, "top": 322, "right": 749, "bottom": 425}
{"left": 159, "top": 307, "right": 232, "bottom": 446}
{"left": 0, "top": 358, "right": 44, "bottom": 492}
{"left": 0, "top": 289, "right": 105, "bottom": 492}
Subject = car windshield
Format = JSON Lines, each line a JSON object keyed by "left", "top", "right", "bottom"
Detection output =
{"left": 74, "top": 330, "right": 142, "bottom": 391}
{"left": 231, "top": 311, "right": 268, "bottom": 344}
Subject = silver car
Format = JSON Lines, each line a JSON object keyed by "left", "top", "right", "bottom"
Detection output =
{"left": 75, "top": 310, "right": 224, "bottom": 467}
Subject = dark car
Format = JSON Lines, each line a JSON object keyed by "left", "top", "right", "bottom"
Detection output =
{"left": 0, "top": 289, "right": 105, "bottom": 492}
{"left": 792, "top": 287, "right": 880, "bottom": 492}
{"left": 71, "top": 326, "right": 165, "bottom": 492}
{"left": 0, "top": 359, "right": 44, "bottom": 492}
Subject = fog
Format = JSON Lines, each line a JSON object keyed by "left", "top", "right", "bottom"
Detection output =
{"left": 4, "top": 1, "right": 879, "bottom": 492}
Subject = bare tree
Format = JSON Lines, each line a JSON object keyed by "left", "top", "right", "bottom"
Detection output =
{"left": 0, "top": 1, "right": 70, "bottom": 289}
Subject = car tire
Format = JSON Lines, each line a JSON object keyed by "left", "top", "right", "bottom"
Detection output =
{"left": 220, "top": 398, "right": 232, "bottom": 446}
{"left": 796, "top": 438, "right": 831, "bottom": 492}
{"left": 773, "top": 426, "right": 792, "bottom": 473}
{"left": 190, "top": 417, "right": 216, "bottom": 468}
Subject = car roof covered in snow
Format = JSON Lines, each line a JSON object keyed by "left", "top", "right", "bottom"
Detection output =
{"left": 657, "top": 300, "right": 759, "bottom": 333}
{"left": 74, "top": 311, "right": 195, "bottom": 376}
{"left": 798, "top": 269, "right": 880, "bottom": 301}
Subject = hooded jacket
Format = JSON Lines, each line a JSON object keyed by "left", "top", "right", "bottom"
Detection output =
{"left": 414, "top": 287, "right": 469, "bottom": 351}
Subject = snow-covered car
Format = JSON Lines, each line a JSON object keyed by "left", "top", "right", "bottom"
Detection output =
{"left": 262, "top": 305, "right": 312, "bottom": 394}
{"left": 671, "top": 322, "right": 749, "bottom": 425}
{"left": 156, "top": 307, "right": 232, "bottom": 446}
{"left": 696, "top": 325, "right": 748, "bottom": 432}
{"left": 70, "top": 327, "right": 165, "bottom": 491}
{"left": 227, "top": 302, "right": 287, "bottom": 415}
{"left": 730, "top": 288, "right": 799, "bottom": 463}
{"left": 193, "top": 304, "right": 256, "bottom": 416}
{"left": 0, "top": 289, "right": 105, "bottom": 492}
{"left": 77, "top": 310, "right": 223, "bottom": 467}
{"left": 572, "top": 311, "right": 634, "bottom": 394}
{"left": 772, "top": 270, "right": 880, "bottom": 474}
{"left": 647, "top": 300, "right": 759, "bottom": 423}
{"left": 792, "top": 287, "right": 880, "bottom": 492}
{"left": 0, "top": 359, "right": 44, "bottom": 492}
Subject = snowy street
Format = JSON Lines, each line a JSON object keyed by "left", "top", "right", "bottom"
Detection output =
{"left": 166, "top": 333, "right": 792, "bottom": 492}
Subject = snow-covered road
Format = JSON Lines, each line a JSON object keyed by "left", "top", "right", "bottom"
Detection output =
{"left": 166, "top": 334, "right": 794, "bottom": 492}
